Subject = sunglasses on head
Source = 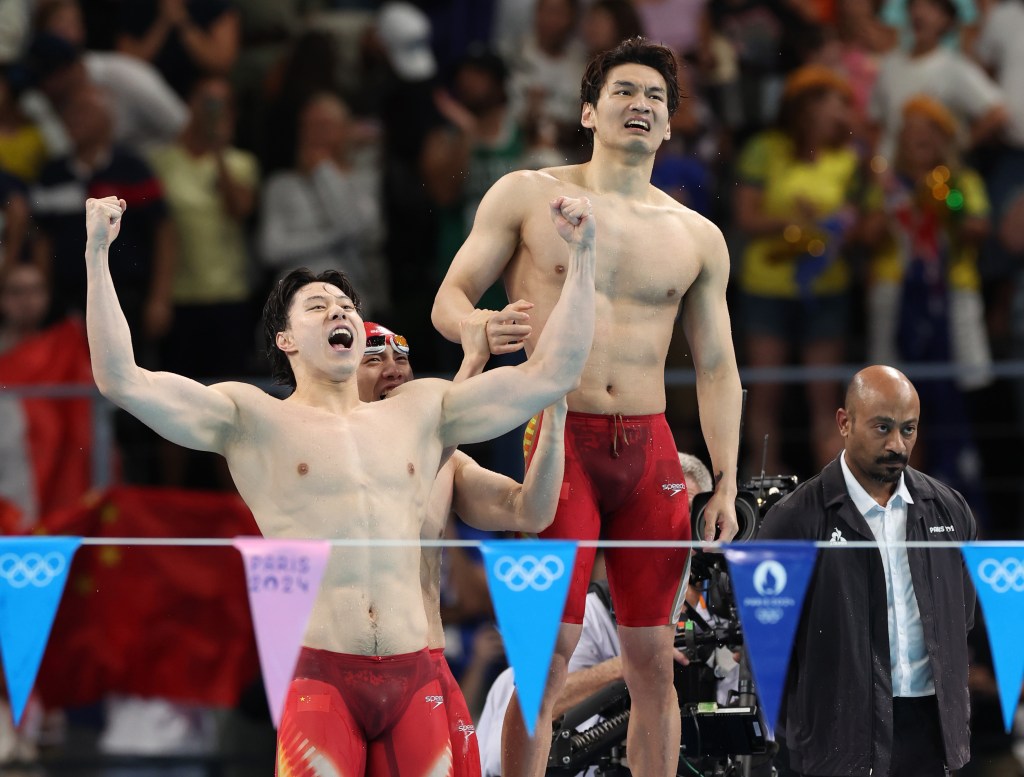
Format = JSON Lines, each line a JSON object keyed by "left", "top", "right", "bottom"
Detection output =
{"left": 364, "top": 333, "right": 410, "bottom": 356}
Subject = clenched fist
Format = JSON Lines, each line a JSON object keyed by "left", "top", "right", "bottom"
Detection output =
{"left": 85, "top": 196, "right": 127, "bottom": 252}
{"left": 549, "top": 195, "right": 596, "bottom": 249}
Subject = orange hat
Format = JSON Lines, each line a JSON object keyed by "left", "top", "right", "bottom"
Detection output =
{"left": 781, "top": 65, "right": 852, "bottom": 103}
{"left": 901, "top": 95, "right": 959, "bottom": 139}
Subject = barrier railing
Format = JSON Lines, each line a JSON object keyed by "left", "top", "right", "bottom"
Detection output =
{"left": 2, "top": 359, "right": 1021, "bottom": 492}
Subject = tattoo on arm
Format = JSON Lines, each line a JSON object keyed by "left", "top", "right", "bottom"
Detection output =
{"left": 714, "top": 471, "right": 724, "bottom": 492}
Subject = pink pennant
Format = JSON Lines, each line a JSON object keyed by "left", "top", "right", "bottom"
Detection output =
{"left": 233, "top": 538, "right": 331, "bottom": 727}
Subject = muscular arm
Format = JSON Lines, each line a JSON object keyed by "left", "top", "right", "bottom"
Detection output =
{"left": 431, "top": 172, "right": 533, "bottom": 345}
{"left": 84, "top": 197, "right": 237, "bottom": 452}
{"left": 439, "top": 195, "right": 595, "bottom": 446}
{"left": 452, "top": 398, "right": 567, "bottom": 534}
{"left": 682, "top": 222, "right": 742, "bottom": 541}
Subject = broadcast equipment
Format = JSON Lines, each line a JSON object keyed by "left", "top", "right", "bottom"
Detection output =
{"left": 690, "top": 475, "right": 799, "bottom": 542}
{"left": 546, "top": 475, "right": 800, "bottom": 776}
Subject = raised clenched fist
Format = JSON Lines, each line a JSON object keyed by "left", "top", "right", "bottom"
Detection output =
{"left": 85, "top": 196, "right": 127, "bottom": 251}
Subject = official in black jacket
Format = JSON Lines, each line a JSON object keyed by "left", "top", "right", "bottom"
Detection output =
{"left": 758, "top": 365, "right": 977, "bottom": 777}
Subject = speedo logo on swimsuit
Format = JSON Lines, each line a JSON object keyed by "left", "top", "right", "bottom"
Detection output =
{"left": 425, "top": 695, "right": 445, "bottom": 710}
{"left": 457, "top": 723, "right": 476, "bottom": 737}
{"left": 661, "top": 483, "right": 686, "bottom": 497}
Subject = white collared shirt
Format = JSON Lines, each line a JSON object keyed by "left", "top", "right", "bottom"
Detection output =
{"left": 841, "top": 452, "right": 935, "bottom": 697}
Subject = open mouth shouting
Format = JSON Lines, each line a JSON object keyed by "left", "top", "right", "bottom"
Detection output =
{"left": 328, "top": 326, "right": 354, "bottom": 350}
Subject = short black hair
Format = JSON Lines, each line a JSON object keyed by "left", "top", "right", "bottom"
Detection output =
{"left": 579, "top": 36, "right": 680, "bottom": 141}
{"left": 262, "top": 268, "right": 361, "bottom": 388}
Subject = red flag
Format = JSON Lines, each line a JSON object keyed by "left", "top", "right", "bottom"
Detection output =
{"left": 0, "top": 319, "right": 94, "bottom": 521}
{"left": 35, "top": 486, "right": 261, "bottom": 708}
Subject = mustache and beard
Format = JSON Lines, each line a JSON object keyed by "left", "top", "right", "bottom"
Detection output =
{"left": 870, "top": 452, "right": 909, "bottom": 483}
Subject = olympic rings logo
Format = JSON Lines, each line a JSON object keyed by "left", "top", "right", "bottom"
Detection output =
{"left": 0, "top": 552, "right": 67, "bottom": 589}
{"left": 977, "top": 558, "right": 1024, "bottom": 594}
{"left": 494, "top": 554, "right": 565, "bottom": 592}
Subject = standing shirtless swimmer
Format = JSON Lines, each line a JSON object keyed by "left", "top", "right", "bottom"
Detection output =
{"left": 432, "top": 38, "right": 743, "bottom": 777}
{"left": 83, "top": 192, "right": 595, "bottom": 775}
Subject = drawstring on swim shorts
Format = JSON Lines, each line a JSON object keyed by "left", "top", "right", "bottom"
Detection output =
{"left": 611, "top": 413, "right": 629, "bottom": 458}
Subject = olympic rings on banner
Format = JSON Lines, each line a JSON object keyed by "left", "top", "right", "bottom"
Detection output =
{"left": 0, "top": 552, "right": 67, "bottom": 589}
{"left": 494, "top": 554, "right": 565, "bottom": 592}
{"left": 977, "top": 558, "right": 1024, "bottom": 594}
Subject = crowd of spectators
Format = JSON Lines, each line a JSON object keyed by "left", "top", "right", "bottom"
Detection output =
{"left": 1, "top": 0, "right": 1023, "bottom": 769}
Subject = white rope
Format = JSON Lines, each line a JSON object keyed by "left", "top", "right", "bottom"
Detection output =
{"left": 69, "top": 537, "right": 1024, "bottom": 549}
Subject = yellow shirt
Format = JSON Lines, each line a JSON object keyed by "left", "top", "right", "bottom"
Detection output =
{"left": 0, "top": 125, "right": 48, "bottom": 182}
{"left": 865, "top": 167, "right": 988, "bottom": 291}
{"left": 148, "top": 144, "right": 259, "bottom": 304}
{"left": 737, "top": 131, "right": 858, "bottom": 298}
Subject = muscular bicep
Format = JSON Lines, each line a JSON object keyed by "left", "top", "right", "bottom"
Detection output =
{"left": 107, "top": 371, "right": 241, "bottom": 453}
{"left": 432, "top": 172, "right": 531, "bottom": 338}
{"left": 440, "top": 364, "right": 561, "bottom": 448}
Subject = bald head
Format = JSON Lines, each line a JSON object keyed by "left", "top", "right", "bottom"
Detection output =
{"left": 843, "top": 365, "right": 919, "bottom": 417}
{"left": 839, "top": 365, "right": 920, "bottom": 492}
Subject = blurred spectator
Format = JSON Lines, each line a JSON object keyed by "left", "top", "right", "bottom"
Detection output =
{"left": 423, "top": 45, "right": 525, "bottom": 304}
{"left": 0, "top": 170, "right": 28, "bottom": 272}
{"left": 149, "top": 76, "right": 257, "bottom": 382}
{"left": 734, "top": 66, "right": 860, "bottom": 473}
{"left": 580, "top": 0, "right": 644, "bottom": 58}
{"left": 974, "top": 0, "right": 1024, "bottom": 354}
{"left": 373, "top": 1, "right": 446, "bottom": 368}
{"left": 259, "top": 29, "right": 344, "bottom": 176}
{"left": 861, "top": 95, "right": 990, "bottom": 500}
{"left": 229, "top": 0, "right": 300, "bottom": 157}
{"left": 832, "top": 0, "right": 898, "bottom": 145}
{"left": 31, "top": 84, "right": 174, "bottom": 349}
{"left": 505, "top": 0, "right": 588, "bottom": 148}
{"left": 0, "top": 64, "right": 46, "bottom": 182}
{"left": 880, "top": 0, "right": 979, "bottom": 47}
{"left": 709, "top": 0, "right": 817, "bottom": 135}
{"left": 0, "top": 262, "right": 49, "bottom": 529}
{"left": 23, "top": 30, "right": 187, "bottom": 156}
{"left": 115, "top": 0, "right": 240, "bottom": 99}
{"left": 259, "top": 92, "right": 387, "bottom": 317}
{"left": 869, "top": 0, "right": 1007, "bottom": 160}
{"left": 0, "top": 261, "right": 48, "bottom": 354}
{"left": 652, "top": 58, "right": 720, "bottom": 216}
{"left": 635, "top": 0, "right": 708, "bottom": 57}
{"left": 492, "top": 0, "right": 537, "bottom": 64}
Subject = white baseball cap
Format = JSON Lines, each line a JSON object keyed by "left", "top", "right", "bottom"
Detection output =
{"left": 377, "top": 2, "right": 437, "bottom": 81}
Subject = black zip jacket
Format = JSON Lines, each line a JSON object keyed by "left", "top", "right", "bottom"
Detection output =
{"left": 757, "top": 458, "right": 977, "bottom": 776}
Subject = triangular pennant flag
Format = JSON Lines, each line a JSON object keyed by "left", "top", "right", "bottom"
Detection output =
{"left": 233, "top": 538, "right": 331, "bottom": 728}
{"left": 723, "top": 542, "right": 818, "bottom": 736}
{"left": 0, "top": 536, "right": 80, "bottom": 725}
{"left": 482, "top": 539, "right": 576, "bottom": 736}
{"left": 961, "top": 544, "right": 1024, "bottom": 732}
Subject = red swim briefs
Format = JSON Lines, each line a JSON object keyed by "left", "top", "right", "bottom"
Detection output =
{"left": 526, "top": 411, "right": 691, "bottom": 627}
{"left": 277, "top": 647, "right": 453, "bottom": 776}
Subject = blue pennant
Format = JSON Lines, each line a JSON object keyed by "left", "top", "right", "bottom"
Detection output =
{"left": 962, "top": 545, "right": 1024, "bottom": 732}
{"left": 481, "top": 540, "right": 576, "bottom": 736}
{"left": 724, "top": 542, "right": 818, "bottom": 736}
{"left": 0, "top": 536, "right": 80, "bottom": 725}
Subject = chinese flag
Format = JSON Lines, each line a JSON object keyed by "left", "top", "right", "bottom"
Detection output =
{"left": 0, "top": 318, "right": 93, "bottom": 520}
{"left": 35, "top": 486, "right": 261, "bottom": 708}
